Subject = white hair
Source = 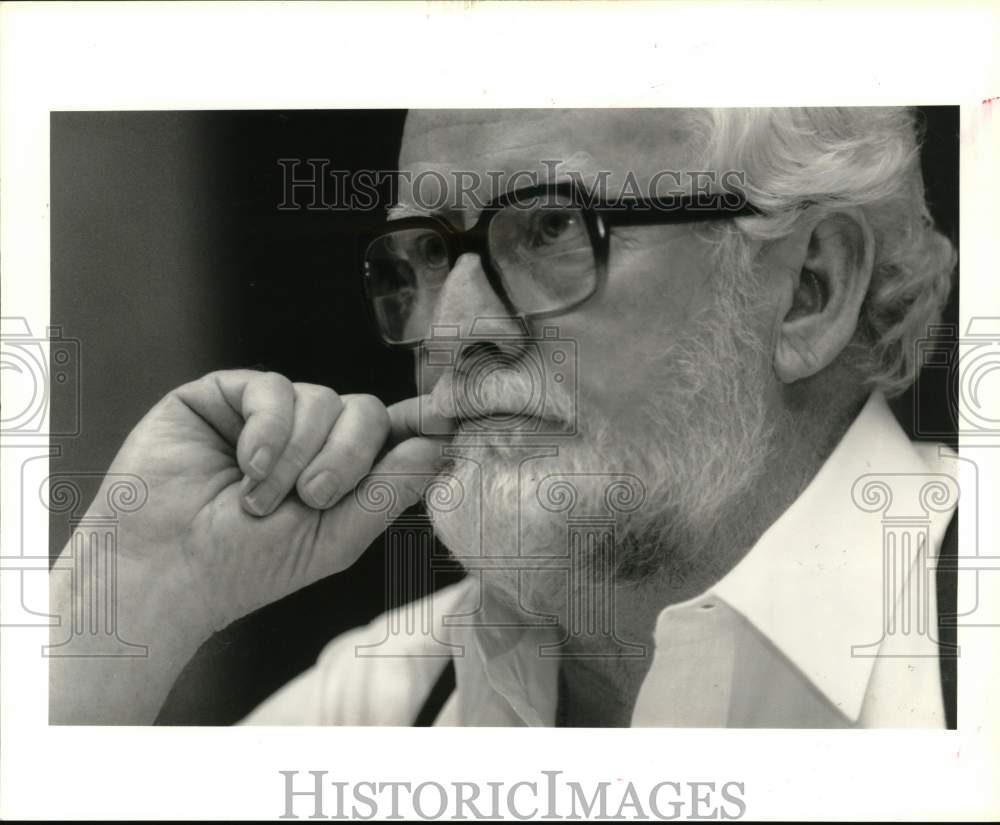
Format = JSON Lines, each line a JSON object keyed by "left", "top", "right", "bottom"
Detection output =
{"left": 688, "top": 107, "right": 957, "bottom": 396}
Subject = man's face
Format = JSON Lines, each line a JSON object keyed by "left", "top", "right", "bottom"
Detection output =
{"left": 394, "top": 110, "right": 779, "bottom": 611}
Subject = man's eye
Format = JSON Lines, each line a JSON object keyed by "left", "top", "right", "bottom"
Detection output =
{"left": 529, "top": 210, "right": 581, "bottom": 248}
{"left": 416, "top": 234, "right": 449, "bottom": 268}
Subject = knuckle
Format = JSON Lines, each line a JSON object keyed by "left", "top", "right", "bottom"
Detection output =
{"left": 279, "top": 441, "right": 311, "bottom": 472}
{"left": 261, "top": 370, "right": 294, "bottom": 395}
{"left": 252, "top": 408, "right": 291, "bottom": 432}
{"left": 332, "top": 439, "right": 371, "bottom": 470}
{"left": 296, "top": 467, "right": 343, "bottom": 501}
{"left": 180, "top": 369, "right": 225, "bottom": 399}
{"left": 293, "top": 474, "right": 312, "bottom": 499}
{"left": 350, "top": 394, "right": 390, "bottom": 433}
{"left": 297, "top": 382, "right": 341, "bottom": 406}
{"left": 203, "top": 368, "right": 228, "bottom": 385}
{"left": 211, "top": 367, "right": 247, "bottom": 382}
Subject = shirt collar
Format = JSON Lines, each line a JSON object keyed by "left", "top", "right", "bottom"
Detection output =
{"left": 697, "top": 391, "right": 957, "bottom": 722}
{"left": 444, "top": 586, "right": 561, "bottom": 726}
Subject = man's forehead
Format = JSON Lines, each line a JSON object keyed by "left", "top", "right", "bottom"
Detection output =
{"left": 399, "top": 109, "right": 699, "bottom": 177}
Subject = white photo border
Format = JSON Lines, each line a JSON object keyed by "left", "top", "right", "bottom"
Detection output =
{"left": 1, "top": 1, "right": 998, "bottom": 820}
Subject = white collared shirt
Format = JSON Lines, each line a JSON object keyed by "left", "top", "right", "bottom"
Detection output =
{"left": 242, "top": 393, "right": 957, "bottom": 728}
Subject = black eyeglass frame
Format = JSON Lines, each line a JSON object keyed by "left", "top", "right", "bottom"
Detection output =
{"left": 359, "top": 181, "right": 761, "bottom": 348}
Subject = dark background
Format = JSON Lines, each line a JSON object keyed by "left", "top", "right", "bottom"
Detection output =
{"left": 50, "top": 108, "right": 959, "bottom": 724}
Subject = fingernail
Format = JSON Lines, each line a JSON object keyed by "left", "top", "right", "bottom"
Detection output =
{"left": 303, "top": 471, "right": 339, "bottom": 508}
{"left": 243, "top": 484, "right": 277, "bottom": 517}
{"left": 249, "top": 446, "right": 273, "bottom": 478}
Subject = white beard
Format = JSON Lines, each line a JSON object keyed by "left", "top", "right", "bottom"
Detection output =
{"left": 428, "top": 278, "right": 776, "bottom": 621}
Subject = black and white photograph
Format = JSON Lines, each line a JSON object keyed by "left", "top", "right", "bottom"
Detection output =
{"left": 46, "top": 105, "right": 962, "bottom": 731}
{"left": 2, "top": 2, "right": 998, "bottom": 821}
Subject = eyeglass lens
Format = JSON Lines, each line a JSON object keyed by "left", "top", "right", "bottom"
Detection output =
{"left": 364, "top": 193, "right": 598, "bottom": 344}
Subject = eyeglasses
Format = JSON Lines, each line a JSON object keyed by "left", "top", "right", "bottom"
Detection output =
{"left": 359, "top": 181, "right": 759, "bottom": 347}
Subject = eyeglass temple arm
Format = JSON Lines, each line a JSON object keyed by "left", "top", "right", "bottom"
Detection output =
{"left": 595, "top": 197, "right": 762, "bottom": 227}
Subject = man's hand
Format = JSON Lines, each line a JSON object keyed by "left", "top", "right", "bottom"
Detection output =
{"left": 50, "top": 369, "right": 450, "bottom": 723}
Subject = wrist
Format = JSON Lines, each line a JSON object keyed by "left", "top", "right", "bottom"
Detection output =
{"left": 48, "top": 543, "right": 216, "bottom": 724}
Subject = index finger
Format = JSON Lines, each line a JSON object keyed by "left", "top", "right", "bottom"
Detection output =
{"left": 386, "top": 395, "right": 456, "bottom": 445}
{"left": 174, "top": 369, "right": 296, "bottom": 479}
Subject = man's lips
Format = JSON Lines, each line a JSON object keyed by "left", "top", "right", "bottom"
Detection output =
{"left": 450, "top": 410, "right": 570, "bottom": 431}
{"left": 427, "top": 376, "right": 573, "bottom": 433}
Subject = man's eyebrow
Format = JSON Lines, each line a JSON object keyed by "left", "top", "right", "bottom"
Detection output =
{"left": 386, "top": 203, "right": 463, "bottom": 229}
{"left": 384, "top": 151, "right": 605, "bottom": 223}
{"left": 386, "top": 204, "right": 416, "bottom": 221}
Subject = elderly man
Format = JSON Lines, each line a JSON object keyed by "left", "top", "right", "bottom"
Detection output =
{"left": 51, "top": 108, "right": 958, "bottom": 728}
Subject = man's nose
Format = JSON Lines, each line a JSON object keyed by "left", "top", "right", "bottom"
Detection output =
{"left": 416, "top": 252, "right": 531, "bottom": 394}
{"left": 431, "top": 252, "right": 525, "bottom": 339}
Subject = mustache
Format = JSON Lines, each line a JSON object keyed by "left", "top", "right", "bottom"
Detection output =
{"left": 429, "top": 358, "right": 576, "bottom": 426}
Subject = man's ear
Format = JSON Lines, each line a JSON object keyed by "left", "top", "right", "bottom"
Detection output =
{"left": 773, "top": 209, "right": 875, "bottom": 383}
